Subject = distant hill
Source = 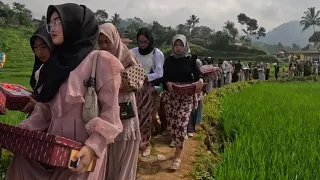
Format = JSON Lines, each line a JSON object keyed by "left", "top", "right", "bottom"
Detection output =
{"left": 258, "top": 20, "right": 314, "bottom": 47}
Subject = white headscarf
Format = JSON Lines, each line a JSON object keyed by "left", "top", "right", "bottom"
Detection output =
{"left": 170, "top": 34, "right": 191, "bottom": 59}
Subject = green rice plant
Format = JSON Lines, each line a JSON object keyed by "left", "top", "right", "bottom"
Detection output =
{"left": 0, "top": 27, "right": 34, "bottom": 179}
{"left": 0, "top": 27, "right": 33, "bottom": 86}
{"left": 214, "top": 82, "right": 320, "bottom": 179}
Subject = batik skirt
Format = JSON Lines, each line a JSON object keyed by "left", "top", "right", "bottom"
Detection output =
{"left": 162, "top": 91, "right": 193, "bottom": 149}
{"left": 135, "top": 82, "right": 154, "bottom": 149}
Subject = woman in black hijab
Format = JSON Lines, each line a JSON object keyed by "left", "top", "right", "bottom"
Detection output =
{"left": 35, "top": 3, "right": 100, "bottom": 103}
{"left": 29, "top": 25, "right": 54, "bottom": 91}
{"left": 136, "top": 27, "right": 154, "bottom": 55}
{"left": 131, "top": 27, "right": 165, "bottom": 157}
{"left": 6, "top": 3, "right": 124, "bottom": 179}
{"left": 21, "top": 25, "right": 54, "bottom": 114}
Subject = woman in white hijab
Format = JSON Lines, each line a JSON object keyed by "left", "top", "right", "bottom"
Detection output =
{"left": 162, "top": 34, "right": 203, "bottom": 170}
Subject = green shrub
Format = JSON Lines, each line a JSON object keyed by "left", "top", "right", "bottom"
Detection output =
{"left": 206, "top": 44, "right": 267, "bottom": 55}
{"left": 0, "top": 151, "right": 12, "bottom": 179}
{"left": 220, "top": 55, "right": 277, "bottom": 62}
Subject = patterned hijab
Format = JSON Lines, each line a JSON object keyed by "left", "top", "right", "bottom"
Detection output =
{"left": 99, "top": 23, "right": 131, "bottom": 62}
{"left": 170, "top": 34, "right": 191, "bottom": 59}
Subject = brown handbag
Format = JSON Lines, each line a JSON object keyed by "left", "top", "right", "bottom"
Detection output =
{"left": 121, "top": 63, "right": 146, "bottom": 91}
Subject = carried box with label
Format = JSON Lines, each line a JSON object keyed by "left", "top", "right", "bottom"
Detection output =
{"left": 0, "top": 122, "right": 96, "bottom": 171}
{"left": 0, "top": 90, "right": 6, "bottom": 115}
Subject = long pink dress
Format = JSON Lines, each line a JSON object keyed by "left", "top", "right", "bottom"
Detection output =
{"left": 99, "top": 23, "right": 141, "bottom": 180}
{"left": 106, "top": 53, "right": 141, "bottom": 180}
{"left": 106, "top": 53, "right": 140, "bottom": 180}
{"left": 5, "top": 50, "right": 124, "bottom": 180}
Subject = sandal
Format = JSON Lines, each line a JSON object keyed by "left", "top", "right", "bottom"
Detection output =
{"left": 169, "top": 158, "right": 181, "bottom": 170}
{"left": 142, "top": 147, "right": 151, "bottom": 157}
{"left": 169, "top": 141, "right": 176, "bottom": 147}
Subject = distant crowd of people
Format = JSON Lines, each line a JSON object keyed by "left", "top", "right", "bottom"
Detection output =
{"left": 194, "top": 58, "right": 320, "bottom": 92}
{"left": 194, "top": 58, "right": 270, "bottom": 93}
{"left": 284, "top": 61, "right": 320, "bottom": 78}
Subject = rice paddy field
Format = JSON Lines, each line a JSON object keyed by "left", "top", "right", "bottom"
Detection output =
{"left": 0, "top": 27, "right": 33, "bottom": 179}
{"left": 0, "top": 27, "right": 34, "bottom": 86}
{"left": 0, "top": 27, "right": 32, "bottom": 124}
{"left": 0, "top": 27, "right": 33, "bottom": 126}
{"left": 214, "top": 82, "right": 320, "bottom": 179}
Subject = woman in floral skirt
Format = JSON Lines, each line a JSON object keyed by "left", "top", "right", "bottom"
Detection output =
{"left": 162, "top": 34, "right": 203, "bottom": 170}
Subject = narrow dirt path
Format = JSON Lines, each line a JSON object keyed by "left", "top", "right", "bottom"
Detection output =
{"left": 137, "top": 134, "right": 198, "bottom": 180}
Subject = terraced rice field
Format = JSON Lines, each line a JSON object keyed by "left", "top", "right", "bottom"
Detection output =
{"left": 0, "top": 27, "right": 34, "bottom": 87}
{"left": 0, "top": 27, "right": 33, "bottom": 179}
{"left": 0, "top": 27, "right": 34, "bottom": 124}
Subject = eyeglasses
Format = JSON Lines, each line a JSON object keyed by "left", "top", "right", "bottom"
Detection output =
{"left": 46, "top": 20, "right": 62, "bottom": 33}
{"left": 138, "top": 40, "right": 149, "bottom": 45}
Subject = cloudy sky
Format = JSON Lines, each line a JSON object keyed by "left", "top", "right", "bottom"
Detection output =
{"left": 2, "top": 0, "right": 320, "bottom": 31}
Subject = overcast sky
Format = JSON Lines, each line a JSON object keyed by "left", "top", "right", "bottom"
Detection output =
{"left": 2, "top": 0, "right": 320, "bottom": 31}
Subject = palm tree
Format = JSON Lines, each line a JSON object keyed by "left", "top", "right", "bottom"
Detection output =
{"left": 185, "top": 15, "right": 199, "bottom": 36}
{"left": 185, "top": 19, "right": 192, "bottom": 29}
{"left": 110, "top": 13, "right": 122, "bottom": 27}
{"left": 188, "top": 15, "right": 200, "bottom": 29}
{"left": 300, "top": 7, "right": 320, "bottom": 32}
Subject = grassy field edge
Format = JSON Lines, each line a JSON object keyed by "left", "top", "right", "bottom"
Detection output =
{"left": 190, "top": 75, "right": 320, "bottom": 180}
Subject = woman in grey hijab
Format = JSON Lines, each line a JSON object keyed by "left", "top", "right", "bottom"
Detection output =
{"left": 161, "top": 34, "right": 204, "bottom": 170}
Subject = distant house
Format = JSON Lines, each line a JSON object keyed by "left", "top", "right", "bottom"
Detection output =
{"left": 287, "top": 44, "right": 320, "bottom": 61}
{"left": 275, "top": 51, "right": 286, "bottom": 58}
{"left": 235, "top": 42, "right": 243, "bottom": 46}
{"left": 121, "top": 38, "right": 133, "bottom": 46}
{"left": 189, "top": 35, "right": 212, "bottom": 46}
{"left": 301, "top": 44, "right": 318, "bottom": 51}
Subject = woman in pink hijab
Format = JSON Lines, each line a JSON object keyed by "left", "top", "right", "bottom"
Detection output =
{"left": 98, "top": 23, "right": 140, "bottom": 180}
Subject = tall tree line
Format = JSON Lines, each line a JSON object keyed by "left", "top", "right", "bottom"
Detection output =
{"left": 0, "top": 1, "right": 267, "bottom": 51}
